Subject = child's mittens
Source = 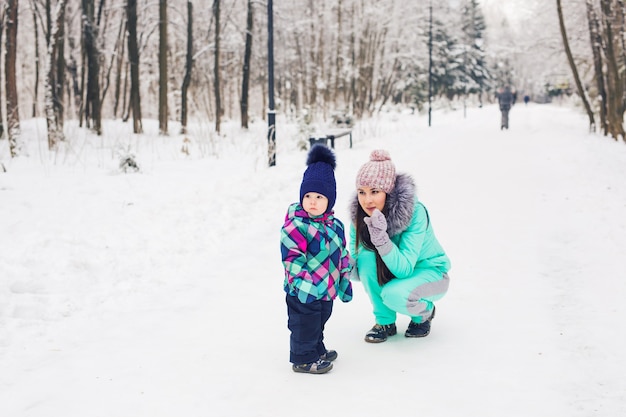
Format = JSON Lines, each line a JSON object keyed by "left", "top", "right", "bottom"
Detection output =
{"left": 363, "top": 209, "right": 393, "bottom": 256}
{"left": 338, "top": 276, "right": 353, "bottom": 302}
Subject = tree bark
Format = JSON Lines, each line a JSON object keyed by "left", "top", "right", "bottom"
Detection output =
{"left": 5, "top": 0, "right": 21, "bottom": 157}
{"left": 599, "top": 0, "right": 625, "bottom": 141}
{"left": 349, "top": 3, "right": 355, "bottom": 113}
{"left": 45, "top": 0, "right": 67, "bottom": 149}
{"left": 240, "top": 0, "right": 253, "bottom": 129}
{"left": 127, "top": 0, "right": 142, "bottom": 134}
{"left": 31, "top": 0, "right": 40, "bottom": 117}
{"left": 113, "top": 11, "right": 127, "bottom": 119}
{"left": 158, "top": 0, "right": 168, "bottom": 135}
{"left": 181, "top": 1, "right": 193, "bottom": 134}
{"left": 334, "top": 0, "right": 343, "bottom": 108}
{"left": 586, "top": 0, "right": 607, "bottom": 135}
{"left": 66, "top": 38, "right": 82, "bottom": 121}
{"left": 556, "top": 0, "right": 596, "bottom": 132}
{"left": 213, "top": 0, "right": 221, "bottom": 134}
{"left": 83, "top": 0, "right": 102, "bottom": 135}
{"left": 308, "top": 0, "right": 318, "bottom": 111}
{"left": 54, "top": 0, "right": 66, "bottom": 128}
{"left": 0, "top": 7, "right": 5, "bottom": 140}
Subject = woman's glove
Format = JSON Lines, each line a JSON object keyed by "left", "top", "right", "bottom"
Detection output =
{"left": 363, "top": 209, "right": 393, "bottom": 256}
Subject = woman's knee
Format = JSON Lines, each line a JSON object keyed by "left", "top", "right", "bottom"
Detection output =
{"left": 381, "top": 272, "right": 449, "bottom": 314}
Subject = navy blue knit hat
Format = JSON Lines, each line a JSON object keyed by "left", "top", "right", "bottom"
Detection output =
{"left": 300, "top": 144, "right": 337, "bottom": 212}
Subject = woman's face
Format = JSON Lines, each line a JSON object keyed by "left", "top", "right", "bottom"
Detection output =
{"left": 357, "top": 186, "right": 387, "bottom": 216}
{"left": 302, "top": 192, "right": 329, "bottom": 216}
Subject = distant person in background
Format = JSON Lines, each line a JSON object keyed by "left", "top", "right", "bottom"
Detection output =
{"left": 497, "top": 86, "right": 515, "bottom": 130}
{"left": 524, "top": 95, "right": 530, "bottom": 105}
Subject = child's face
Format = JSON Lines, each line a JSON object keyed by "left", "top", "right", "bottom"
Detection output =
{"left": 302, "top": 192, "right": 329, "bottom": 216}
{"left": 357, "top": 186, "right": 387, "bottom": 216}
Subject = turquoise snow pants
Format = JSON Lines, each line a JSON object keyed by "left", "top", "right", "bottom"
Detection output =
{"left": 361, "top": 268, "right": 450, "bottom": 325}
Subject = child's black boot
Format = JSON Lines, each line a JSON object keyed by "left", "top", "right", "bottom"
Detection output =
{"left": 292, "top": 359, "right": 333, "bottom": 374}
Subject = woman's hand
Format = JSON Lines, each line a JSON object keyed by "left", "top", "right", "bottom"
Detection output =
{"left": 363, "top": 209, "right": 393, "bottom": 255}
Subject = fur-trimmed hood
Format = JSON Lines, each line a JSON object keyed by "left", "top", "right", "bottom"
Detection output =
{"left": 350, "top": 173, "right": 416, "bottom": 237}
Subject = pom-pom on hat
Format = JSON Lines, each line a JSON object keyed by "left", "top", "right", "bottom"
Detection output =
{"left": 300, "top": 144, "right": 337, "bottom": 212}
{"left": 356, "top": 149, "right": 396, "bottom": 193}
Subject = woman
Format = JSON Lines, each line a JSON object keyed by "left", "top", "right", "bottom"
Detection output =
{"left": 350, "top": 150, "right": 450, "bottom": 343}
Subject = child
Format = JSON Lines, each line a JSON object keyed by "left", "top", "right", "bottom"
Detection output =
{"left": 280, "top": 144, "right": 353, "bottom": 374}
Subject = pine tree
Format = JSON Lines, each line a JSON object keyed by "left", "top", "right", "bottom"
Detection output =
{"left": 430, "top": 17, "right": 464, "bottom": 100}
{"left": 459, "top": 0, "right": 492, "bottom": 102}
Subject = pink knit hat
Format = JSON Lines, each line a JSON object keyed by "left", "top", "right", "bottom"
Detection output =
{"left": 356, "top": 149, "right": 396, "bottom": 193}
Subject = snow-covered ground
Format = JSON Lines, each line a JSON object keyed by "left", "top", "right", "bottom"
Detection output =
{"left": 1, "top": 102, "right": 625, "bottom": 417}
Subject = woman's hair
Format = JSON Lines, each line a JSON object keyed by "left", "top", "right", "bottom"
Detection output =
{"left": 354, "top": 201, "right": 395, "bottom": 286}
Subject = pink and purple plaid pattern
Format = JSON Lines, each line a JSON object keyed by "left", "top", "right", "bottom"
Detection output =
{"left": 281, "top": 203, "right": 352, "bottom": 304}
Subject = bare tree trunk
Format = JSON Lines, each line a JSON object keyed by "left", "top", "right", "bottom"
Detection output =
{"left": 113, "top": 11, "right": 127, "bottom": 119}
{"left": 127, "top": 0, "right": 142, "bottom": 133}
{"left": 67, "top": 34, "right": 82, "bottom": 121}
{"left": 55, "top": 1, "right": 66, "bottom": 128}
{"left": 586, "top": 0, "right": 608, "bottom": 135}
{"left": 158, "top": 0, "right": 168, "bottom": 135}
{"left": 83, "top": 0, "right": 102, "bottom": 134}
{"left": 371, "top": 25, "right": 389, "bottom": 116}
{"left": 240, "top": 0, "right": 253, "bottom": 129}
{"left": 294, "top": 35, "right": 305, "bottom": 115}
{"left": 5, "top": 0, "right": 21, "bottom": 157}
{"left": 308, "top": 0, "right": 315, "bottom": 110}
{"left": 213, "top": 0, "right": 221, "bottom": 134}
{"left": 351, "top": 4, "right": 388, "bottom": 118}
{"left": 377, "top": 55, "right": 400, "bottom": 112}
{"left": 355, "top": 24, "right": 373, "bottom": 118}
{"left": 0, "top": 7, "right": 5, "bottom": 140}
{"left": 334, "top": 0, "right": 343, "bottom": 108}
{"left": 99, "top": 18, "right": 123, "bottom": 117}
{"left": 226, "top": 50, "right": 234, "bottom": 120}
{"left": 557, "top": 0, "right": 596, "bottom": 132}
{"left": 349, "top": 3, "right": 356, "bottom": 113}
{"left": 315, "top": 5, "right": 327, "bottom": 120}
{"left": 30, "top": 0, "right": 40, "bottom": 117}
{"left": 45, "top": 0, "right": 67, "bottom": 149}
{"left": 45, "top": 0, "right": 51, "bottom": 44}
{"left": 600, "top": 0, "right": 626, "bottom": 141}
{"left": 122, "top": 61, "right": 129, "bottom": 121}
{"left": 181, "top": 1, "right": 193, "bottom": 134}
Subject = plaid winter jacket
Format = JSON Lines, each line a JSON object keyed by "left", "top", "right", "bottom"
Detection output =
{"left": 281, "top": 203, "right": 353, "bottom": 304}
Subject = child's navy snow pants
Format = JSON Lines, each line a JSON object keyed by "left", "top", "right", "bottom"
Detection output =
{"left": 286, "top": 294, "right": 333, "bottom": 365}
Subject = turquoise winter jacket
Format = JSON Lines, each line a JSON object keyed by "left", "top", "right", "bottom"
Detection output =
{"left": 349, "top": 174, "right": 450, "bottom": 283}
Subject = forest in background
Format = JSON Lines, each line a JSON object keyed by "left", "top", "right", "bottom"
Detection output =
{"left": 1, "top": 0, "right": 625, "bottom": 159}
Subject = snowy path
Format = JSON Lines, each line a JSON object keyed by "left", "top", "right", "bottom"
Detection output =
{"left": 1, "top": 103, "right": 625, "bottom": 416}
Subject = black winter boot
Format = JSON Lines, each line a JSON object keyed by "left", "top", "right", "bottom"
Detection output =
{"left": 292, "top": 359, "right": 333, "bottom": 374}
{"left": 364, "top": 323, "right": 397, "bottom": 343}
{"left": 320, "top": 350, "right": 338, "bottom": 361}
{"left": 405, "top": 306, "right": 436, "bottom": 338}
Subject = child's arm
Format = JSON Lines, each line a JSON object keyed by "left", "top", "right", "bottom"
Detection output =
{"left": 280, "top": 219, "right": 318, "bottom": 303}
{"left": 336, "top": 222, "right": 353, "bottom": 302}
{"left": 339, "top": 228, "right": 352, "bottom": 278}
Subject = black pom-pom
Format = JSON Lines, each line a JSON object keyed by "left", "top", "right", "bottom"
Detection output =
{"left": 306, "top": 144, "right": 336, "bottom": 169}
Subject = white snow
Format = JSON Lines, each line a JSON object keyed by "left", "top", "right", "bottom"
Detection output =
{"left": 1, "top": 103, "right": 625, "bottom": 416}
